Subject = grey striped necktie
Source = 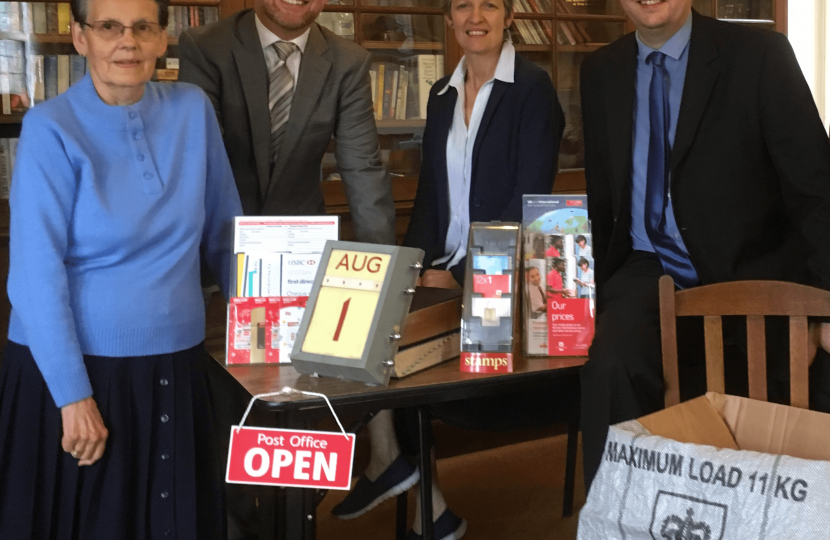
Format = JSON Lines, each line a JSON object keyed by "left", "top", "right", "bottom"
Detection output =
{"left": 269, "top": 41, "right": 299, "bottom": 163}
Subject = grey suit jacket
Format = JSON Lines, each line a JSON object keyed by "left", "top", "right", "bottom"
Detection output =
{"left": 178, "top": 10, "right": 395, "bottom": 245}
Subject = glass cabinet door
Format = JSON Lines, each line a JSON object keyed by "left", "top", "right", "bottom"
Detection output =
{"left": 693, "top": 0, "right": 779, "bottom": 29}
{"left": 507, "top": 0, "right": 628, "bottom": 171}
{"left": 317, "top": 2, "right": 446, "bottom": 182}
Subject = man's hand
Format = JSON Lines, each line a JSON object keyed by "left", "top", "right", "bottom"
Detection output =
{"left": 61, "top": 396, "right": 108, "bottom": 466}
{"left": 820, "top": 323, "right": 830, "bottom": 353}
{"left": 546, "top": 286, "right": 573, "bottom": 298}
{"left": 420, "top": 269, "right": 461, "bottom": 289}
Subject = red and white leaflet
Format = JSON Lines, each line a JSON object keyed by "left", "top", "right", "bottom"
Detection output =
{"left": 547, "top": 297, "right": 595, "bottom": 355}
{"left": 227, "top": 297, "right": 269, "bottom": 364}
{"left": 472, "top": 274, "right": 511, "bottom": 298}
{"left": 233, "top": 216, "right": 339, "bottom": 254}
{"left": 278, "top": 296, "right": 308, "bottom": 364}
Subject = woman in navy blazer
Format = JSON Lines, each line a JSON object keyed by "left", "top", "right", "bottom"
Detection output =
{"left": 332, "top": 1, "right": 564, "bottom": 536}
{"left": 404, "top": 40, "right": 564, "bottom": 286}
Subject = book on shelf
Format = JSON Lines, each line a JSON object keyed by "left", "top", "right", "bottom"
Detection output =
{"left": 4, "top": 2, "right": 19, "bottom": 32}
{"left": 369, "top": 67, "right": 376, "bottom": 116}
{"left": 21, "top": 2, "right": 32, "bottom": 33}
{"left": 416, "top": 54, "right": 437, "bottom": 120}
{"left": 9, "top": 137, "right": 18, "bottom": 173}
{"left": 0, "top": 40, "right": 26, "bottom": 114}
{"left": 0, "top": 2, "right": 21, "bottom": 32}
{"left": 56, "top": 2, "right": 70, "bottom": 34}
{"left": 405, "top": 62, "right": 420, "bottom": 120}
{"left": 531, "top": 20, "right": 550, "bottom": 45}
{"left": 369, "top": 55, "right": 442, "bottom": 121}
{"left": 0, "top": 137, "right": 19, "bottom": 199}
{"left": 555, "top": 0, "right": 591, "bottom": 44}
{"left": 388, "top": 66, "right": 399, "bottom": 119}
{"left": 44, "top": 54, "right": 57, "bottom": 100}
{"left": 70, "top": 55, "right": 85, "bottom": 86}
{"left": 155, "top": 68, "right": 178, "bottom": 82}
{"left": 56, "top": 54, "right": 69, "bottom": 94}
{"left": 512, "top": 0, "right": 548, "bottom": 45}
{"left": 573, "top": 21, "right": 590, "bottom": 43}
{"left": 0, "top": 138, "right": 11, "bottom": 199}
{"left": 373, "top": 62, "right": 384, "bottom": 120}
{"left": 31, "top": 53, "right": 85, "bottom": 103}
{"left": 32, "top": 3, "right": 45, "bottom": 34}
{"left": 166, "top": 5, "right": 219, "bottom": 38}
{"left": 167, "top": 5, "right": 176, "bottom": 36}
{"left": 45, "top": 2, "right": 58, "bottom": 34}
{"left": 31, "top": 54, "right": 44, "bottom": 103}
{"left": 558, "top": 21, "right": 577, "bottom": 45}
{"left": 395, "top": 65, "right": 408, "bottom": 121}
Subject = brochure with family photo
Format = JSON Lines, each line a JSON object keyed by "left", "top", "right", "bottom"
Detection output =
{"left": 522, "top": 195, "right": 595, "bottom": 356}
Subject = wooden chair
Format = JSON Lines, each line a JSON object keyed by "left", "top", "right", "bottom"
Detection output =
{"left": 658, "top": 275, "right": 830, "bottom": 409}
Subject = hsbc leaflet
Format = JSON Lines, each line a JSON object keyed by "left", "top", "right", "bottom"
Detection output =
{"left": 522, "top": 195, "right": 595, "bottom": 356}
{"left": 228, "top": 217, "right": 337, "bottom": 365}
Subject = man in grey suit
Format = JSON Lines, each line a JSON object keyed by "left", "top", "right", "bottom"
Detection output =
{"left": 178, "top": 0, "right": 395, "bottom": 246}
{"left": 179, "top": 2, "right": 395, "bottom": 536}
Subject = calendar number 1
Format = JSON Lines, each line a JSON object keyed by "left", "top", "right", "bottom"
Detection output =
{"left": 333, "top": 298, "right": 351, "bottom": 341}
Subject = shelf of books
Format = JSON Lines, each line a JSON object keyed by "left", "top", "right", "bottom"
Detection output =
{"left": 691, "top": 0, "right": 783, "bottom": 30}
{"left": 0, "top": 1, "right": 218, "bottom": 129}
{"left": 318, "top": 7, "right": 445, "bottom": 181}
{"left": 500, "top": 0, "right": 629, "bottom": 171}
{"left": 0, "top": 0, "right": 218, "bottom": 198}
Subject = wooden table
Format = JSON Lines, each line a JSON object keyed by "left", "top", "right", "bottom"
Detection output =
{"left": 216, "top": 352, "right": 587, "bottom": 540}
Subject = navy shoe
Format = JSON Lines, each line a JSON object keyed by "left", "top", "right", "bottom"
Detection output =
{"left": 407, "top": 509, "right": 467, "bottom": 540}
{"left": 332, "top": 456, "right": 420, "bottom": 519}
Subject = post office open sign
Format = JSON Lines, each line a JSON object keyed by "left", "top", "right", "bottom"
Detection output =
{"left": 226, "top": 426, "right": 356, "bottom": 490}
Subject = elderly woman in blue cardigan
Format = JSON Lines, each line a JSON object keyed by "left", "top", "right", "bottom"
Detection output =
{"left": 0, "top": 0, "right": 241, "bottom": 536}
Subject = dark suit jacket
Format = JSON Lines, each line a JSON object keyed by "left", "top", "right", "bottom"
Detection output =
{"left": 178, "top": 11, "right": 395, "bottom": 245}
{"left": 581, "top": 11, "right": 830, "bottom": 307}
{"left": 404, "top": 54, "right": 565, "bottom": 284}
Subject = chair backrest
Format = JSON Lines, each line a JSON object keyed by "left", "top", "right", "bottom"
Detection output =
{"left": 658, "top": 275, "right": 830, "bottom": 409}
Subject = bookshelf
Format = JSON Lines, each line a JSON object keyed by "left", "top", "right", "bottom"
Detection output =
{"left": 501, "top": 0, "right": 786, "bottom": 174}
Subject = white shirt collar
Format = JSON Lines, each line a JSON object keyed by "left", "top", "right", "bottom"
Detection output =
{"left": 255, "top": 13, "right": 310, "bottom": 54}
{"left": 437, "top": 40, "right": 515, "bottom": 96}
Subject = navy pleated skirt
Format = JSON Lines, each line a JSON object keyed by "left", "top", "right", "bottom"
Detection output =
{"left": 0, "top": 341, "right": 226, "bottom": 540}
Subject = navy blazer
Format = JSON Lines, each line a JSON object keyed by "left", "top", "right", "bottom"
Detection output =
{"left": 581, "top": 12, "right": 830, "bottom": 302}
{"left": 404, "top": 53, "right": 565, "bottom": 284}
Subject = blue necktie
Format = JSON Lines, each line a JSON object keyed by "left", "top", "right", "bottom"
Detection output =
{"left": 644, "top": 51, "right": 698, "bottom": 289}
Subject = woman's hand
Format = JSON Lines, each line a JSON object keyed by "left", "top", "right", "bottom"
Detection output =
{"left": 61, "top": 396, "right": 108, "bottom": 466}
{"left": 420, "top": 269, "right": 461, "bottom": 289}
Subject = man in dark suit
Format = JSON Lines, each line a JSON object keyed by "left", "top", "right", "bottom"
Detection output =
{"left": 579, "top": 0, "right": 830, "bottom": 491}
{"left": 178, "top": 3, "right": 395, "bottom": 537}
{"left": 178, "top": 0, "right": 395, "bottom": 245}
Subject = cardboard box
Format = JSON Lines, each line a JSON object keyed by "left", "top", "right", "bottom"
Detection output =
{"left": 578, "top": 393, "right": 830, "bottom": 539}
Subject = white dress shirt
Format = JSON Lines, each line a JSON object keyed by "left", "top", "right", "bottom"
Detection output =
{"left": 432, "top": 41, "right": 515, "bottom": 270}
{"left": 255, "top": 14, "right": 310, "bottom": 87}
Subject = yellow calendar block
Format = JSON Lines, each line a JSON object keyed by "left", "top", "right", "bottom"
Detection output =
{"left": 301, "top": 286, "right": 380, "bottom": 359}
{"left": 326, "top": 250, "right": 391, "bottom": 281}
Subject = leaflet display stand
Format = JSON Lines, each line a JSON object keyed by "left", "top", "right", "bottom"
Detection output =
{"left": 460, "top": 222, "right": 521, "bottom": 373}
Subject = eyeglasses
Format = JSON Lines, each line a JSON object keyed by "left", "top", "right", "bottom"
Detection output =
{"left": 81, "top": 20, "right": 163, "bottom": 41}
